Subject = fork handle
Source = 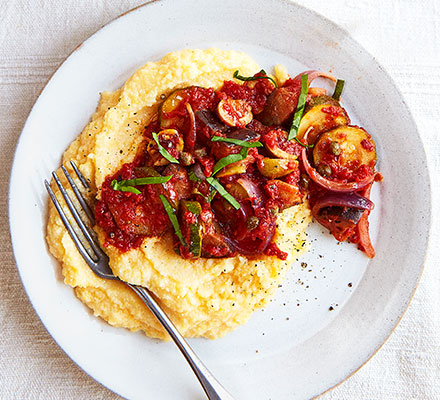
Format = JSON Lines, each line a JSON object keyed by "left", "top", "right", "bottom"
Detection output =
{"left": 129, "top": 284, "right": 235, "bottom": 400}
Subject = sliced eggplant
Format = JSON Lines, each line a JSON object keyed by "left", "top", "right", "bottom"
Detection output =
{"left": 258, "top": 87, "right": 298, "bottom": 126}
{"left": 215, "top": 150, "right": 255, "bottom": 178}
{"left": 225, "top": 177, "right": 263, "bottom": 204}
{"left": 264, "top": 180, "right": 302, "bottom": 210}
{"left": 200, "top": 207, "right": 235, "bottom": 258}
{"left": 195, "top": 110, "right": 228, "bottom": 134}
{"left": 211, "top": 128, "right": 260, "bottom": 160}
{"left": 162, "top": 164, "right": 192, "bottom": 201}
{"left": 134, "top": 166, "right": 161, "bottom": 178}
{"left": 159, "top": 86, "right": 202, "bottom": 129}
{"left": 263, "top": 129, "right": 300, "bottom": 160}
{"left": 159, "top": 88, "right": 187, "bottom": 128}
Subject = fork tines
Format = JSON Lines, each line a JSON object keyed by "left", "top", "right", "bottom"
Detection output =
{"left": 45, "top": 162, "right": 104, "bottom": 269}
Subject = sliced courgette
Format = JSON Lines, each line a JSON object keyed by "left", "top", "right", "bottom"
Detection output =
{"left": 296, "top": 101, "right": 349, "bottom": 145}
{"left": 313, "top": 125, "right": 377, "bottom": 171}
{"left": 180, "top": 201, "right": 203, "bottom": 258}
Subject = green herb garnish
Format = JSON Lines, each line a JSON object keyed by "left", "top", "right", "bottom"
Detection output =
{"left": 152, "top": 132, "right": 179, "bottom": 164}
{"left": 239, "top": 147, "right": 249, "bottom": 158}
{"left": 111, "top": 175, "right": 172, "bottom": 194}
{"left": 332, "top": 79, "right": 345, "bottom": 101}
{"left": 206, "top": 177, "right": 241, "bottom": 210}
{"left": 159, "top": 194, "right": 186, "bottom": 246}
{"left": 211, "top": 136, "right": 263, "bottom": 148}
{"left": 293, "top": 136, "right": 314, "bottom": 148}
{"left": 211, "top": 138, "right": 253, "bottom": 176}
{"left": 288, "top": 74, "right": 309, "bottom": 141}
{"left": 212, "top": 153, "right": 244, "bottom": 176}
{"left": 233, "top": 69, "right": 278, "bottom": 88}
{"left": 212, "top": 146, "right": 251, "bottom": 176}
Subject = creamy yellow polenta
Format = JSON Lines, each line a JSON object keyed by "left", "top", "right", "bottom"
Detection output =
{"left": 46, "top": 48, "right": 311, "bottom": 340}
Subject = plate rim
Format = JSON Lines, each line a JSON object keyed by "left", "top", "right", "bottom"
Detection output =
{"left": 8, "top": 0, "right": 432, "bottom": 398}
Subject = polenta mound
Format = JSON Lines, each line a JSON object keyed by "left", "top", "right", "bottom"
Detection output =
{"left": 47, "top": 49, "right": 311, "bottom": 340}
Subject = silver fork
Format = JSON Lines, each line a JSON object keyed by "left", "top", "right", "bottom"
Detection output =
{"left": 45, "top": 161, "right": 235, "bottom": 400}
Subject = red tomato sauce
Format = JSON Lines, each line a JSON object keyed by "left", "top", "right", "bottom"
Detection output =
{"left": 95, "top": 70, "right": 379, "bottom": 260}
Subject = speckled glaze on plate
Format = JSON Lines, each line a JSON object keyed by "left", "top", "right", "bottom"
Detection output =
{"left": 8, "top": 0, "right": 431, "bottom": 399}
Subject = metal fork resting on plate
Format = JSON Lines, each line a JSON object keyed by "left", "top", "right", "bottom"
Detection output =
{"left": 45, "top": 161, "right": 235, "bottom": 400}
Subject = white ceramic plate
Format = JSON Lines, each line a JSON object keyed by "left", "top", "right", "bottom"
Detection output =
{"left": 9, "top": 1, "right": 431, "bottom": 399}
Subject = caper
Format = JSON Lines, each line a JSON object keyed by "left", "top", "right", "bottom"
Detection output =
{"left": 300, "top": 174, "right": 310, "bottom": 188}
{"left": 317, "top": 164, "right": 332, "bottom": 177}
{"left": 246, "top": 216, "right": 260, "bottom": 230}
{"left": 270, "top": 206, "right": 279, "bottom": 216}
{"left": 194, "top": 147, "right": 207, "bottom": 158}
{"left": 180, "top": 151, "right": 194, "bottom": 166}
{"left": 329, "top": 141, "right": 341, "bottom": 156}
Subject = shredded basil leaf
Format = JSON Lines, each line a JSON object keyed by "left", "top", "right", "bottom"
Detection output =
{"left": 332, "top": 79, "right": 345, "bottom": 101}
{"left": 111, "top": 180, "right": 141, "bottom": 194}
{"left": 212, "top": 146, "right": 251, "bottom": 176}
{"left": 211, "top": 136, "right": 263, "bottom": 148}
{"left": 152, "top": 132, "right": 179, "bottom": 164}
{"left": 212, "top": 153, "right": 243, "bottom": 176}
{"left": 206, "top": 177, "right": 241, "bottom": 209}
{"left": 210, "top": 138, "right": 253, "bottom": 175}
{"left": 123, "top": 176, "right": 172, "bottom": 186}
{"left": 111, "top": 175, "right": 172, "bottom": 194}
{"left": 159, "top": 194, "right": 186, "bottom": 246}
{"left": 293, "top": 136, "right": 314, "bottom": 148}
{"left": 288, "top": 74, "right": 309, "bottom": 141}
{"left": 233, "top": 69, "right": 278, "bottom": 88}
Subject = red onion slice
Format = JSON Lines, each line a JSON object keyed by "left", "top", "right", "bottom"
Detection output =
{"left": 185, "top": 103, "right": 197, "bottom": 152}
{"left": 236, "top": 177, "right": 263, "bottom": 207}
{"left": 311, "top": 192, "right": 374, "bottom": 217}
{"left": 292, "top": 70, "right": 337, "bottom": 86}
{"left": 226, "top": 224, "right": 275, "bottom": 256}
{"left": 301, "top": 147, "right": 374, "bottom": 192}
{"left": 356, "top": 183, "right": 375, "bottom": 258}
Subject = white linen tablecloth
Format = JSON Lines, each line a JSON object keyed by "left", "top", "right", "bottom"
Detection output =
{"left": 1, "top": 0, "right": 439, "bottom": 398}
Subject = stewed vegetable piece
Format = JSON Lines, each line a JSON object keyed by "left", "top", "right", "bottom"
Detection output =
{"left": 257, "top": 158, "right": 298, "bottom": 178}
{"left": 217, "top": 98, "right": 253, "bottom": 128}
{"left": 98, "top": 68, "right": 380, "bottom": 259}
{"left": 263, "top": 129, "right": 302, "bottom": 160}
{"left": 146, "top": 129, "right": 183, "bottom": 166}
{"left": 313, "top": 126, "right": 377, "bottom": 180}
{"left": 296, "top": 101, "right": 350, "bottom": 145}
{"left": 179, "top": 201, "right": 204, "bottom": 258}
